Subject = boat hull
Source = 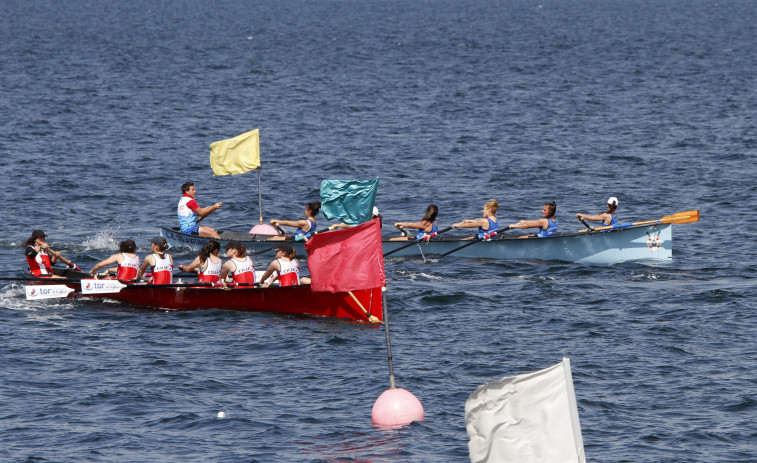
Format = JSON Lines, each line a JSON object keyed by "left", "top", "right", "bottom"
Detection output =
{"left": 77, "top": 284, "right": 384, "bottom": 323}
{"left": 161, "top": 223, "right": 673, "bottom": 265}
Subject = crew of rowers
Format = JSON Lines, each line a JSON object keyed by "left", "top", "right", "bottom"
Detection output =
{"left": 23, "top": 194, "right": 619, "bottom": 284}
{"left": 392, "top": 196, "right": 619, "bottom": 241}
{"left": 23, "top": 232, "right": 309, "bottom": 287}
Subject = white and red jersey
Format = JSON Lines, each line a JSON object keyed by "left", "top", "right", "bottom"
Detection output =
{"left": 177, "top": 194, "right": 200, "bottom": 233}
{"left": 116, "top": 253, "right": 140, "bottom": 280}
{"left": 230, "top": 257, "right": 255, "bottom": 284}
{"left": 198, "top": 257, "right": 222, "bottom": 282}
{"left": 25, "top": 246, "right": 52, "bottom": 276}
{"left": 151, "top": 253, "right": 173, "bottom": 284}
{"left": 276, "top": 258, "right": 300, "bottom": 286}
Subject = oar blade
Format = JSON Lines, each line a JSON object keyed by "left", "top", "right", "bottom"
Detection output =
{"left": 25, "top": 285, "right": 75, "bottom": 300}
{"left": 81, "top": 279, "right": 128, "bottom": 295}
{"left": 661, "top": 210, "right": 700, "bottom": 224}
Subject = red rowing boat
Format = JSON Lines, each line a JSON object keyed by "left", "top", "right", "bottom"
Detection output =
{"left": 77, "top": 282, "right": 384, "bottom": 323}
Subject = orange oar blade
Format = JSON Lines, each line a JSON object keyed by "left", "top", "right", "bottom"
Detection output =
{"left": 661, "top": 210, "right": 700, "bottom": 224}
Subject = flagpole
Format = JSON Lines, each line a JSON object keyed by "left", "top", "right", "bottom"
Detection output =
{"left": 381, "top": 286, "right": 396, "bottom": 389}
{"left": 257, "top": 168, "right": 263, "bottom": 224}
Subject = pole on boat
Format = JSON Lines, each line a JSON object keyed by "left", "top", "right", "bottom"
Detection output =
{"left": 257, "top": 168, "right": 263, "bottom": 225}
{"left": 371, "top": 286, "right": 425, "bottom": 427}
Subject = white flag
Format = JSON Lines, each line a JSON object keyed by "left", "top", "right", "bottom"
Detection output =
{"left": 465, "top": 358, "right": 585, "bottom": 463}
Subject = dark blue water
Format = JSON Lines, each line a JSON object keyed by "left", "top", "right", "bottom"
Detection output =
{"left": 2, "top": 0, "right": 756, "bottom": 461}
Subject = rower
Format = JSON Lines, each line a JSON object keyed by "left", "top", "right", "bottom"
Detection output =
{"left": 23, "top": 229, "right": 79, "bottom": 278}
{"left": 509, "top": 201, "right": 558, "bottom": 238}
{"left": 220, "top": 240, "right": 256, "bottom": 285}
{"left": 452, "top": 200, "right": 499, "bottom": 240}
{"left": 179, "top": 240, "right": 222, "bottom": 283}
{"left": 135, "top": 236, "right": 173, "bottom": 284}
{"left": 89, "top": 239, "right": 140, "bottom": 280}
{"left": 258, "top": 243, "right": 311, "bottom": 288}
{"left": 269, "top": 201, "right": 320, "bottom": 241}
{"left": 390, "top": 204, "right": 439, "bottom": 241}
{"left": 576, "top": 197, "right": 619, "bottom": 229}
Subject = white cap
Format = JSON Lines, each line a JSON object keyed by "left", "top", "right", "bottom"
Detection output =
{"left": 607, "top": 197, "right": 618, "bottom": 206}
{"left": 373, "top": 206, "right": 380, "bottom": 216}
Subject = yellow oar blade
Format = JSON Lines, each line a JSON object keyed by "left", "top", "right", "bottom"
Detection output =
{"left": 661, "top": 210, "right": 700, "bottom": 224}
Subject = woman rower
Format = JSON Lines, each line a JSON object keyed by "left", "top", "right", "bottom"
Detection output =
{"left": 89, "top": 239, "right": 140, "bottom": 280}
{"left": 452, "top": 199, "right": 499, "bottom": 239}
{"left": 135, "top": 236, "right": 173, "bottom": 283}
{"left": 23, "top": 229, "right": 79, "bottom": 278}
{"left": 391, "top": 204, "right": 439, "bottom": 241}
{"left": 576, "top": 197, "right": 619, "bottom": 228}
{"left": 220, "top": 240, "right": 256, "bottom": 285}
{"left": 509, "top": 201, "right": 558, "bottom": 237}
{"left": 270, "top": 201, "right": 321, "bottom": 241}
{"left": 178, "top": 240, "right": 222, "bottom": 283}
{"left": 258, "top": 242, "right": 311, "bottom": 288}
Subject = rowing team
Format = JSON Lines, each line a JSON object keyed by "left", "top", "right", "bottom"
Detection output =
{"left": 391, "top": 197, "right": 620, "bottom": 241}
{"left": 23, "top": 232, "right": 310, "bottom": 287}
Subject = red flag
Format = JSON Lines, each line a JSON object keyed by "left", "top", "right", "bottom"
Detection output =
{"left": 305, "top": 219, "right": 386, "bottom": 292}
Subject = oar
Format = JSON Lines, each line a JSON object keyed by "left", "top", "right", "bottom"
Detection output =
{"left": 80, "top": 279, "right": 259, "bottom": 295}
{"left": 394, "top": 223, "right": 410, "bottom": 237}
{"left": 0, "top": 276, "right": 83, "bottom": 283}
{"left": 579, "top": 210, "right": 700, "bottom": 233}
{"left": 383, "top": 226, "right": 454, "bottom": 257}
{"left": 25, "top": 285, "right": 76, "bottom": 300}
{"left": 439, "top": 226, "right": 512, "bottom": 258}
{"left": 269, "top": 220, "right": 287, "bottom": 235}
{"left": 296, "top": 224, "right": 339, "bottom": 242}
{"left": 578, "top": 217, "right": 594, "bottom": 231}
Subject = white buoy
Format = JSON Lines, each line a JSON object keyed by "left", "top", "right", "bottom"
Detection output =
{"left": 217, "top": 411, "right": 226, "bottom": 418}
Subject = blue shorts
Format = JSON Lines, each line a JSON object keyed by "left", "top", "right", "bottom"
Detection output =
{"left": 181, "top": 224, "right": 200, "bottom": 235}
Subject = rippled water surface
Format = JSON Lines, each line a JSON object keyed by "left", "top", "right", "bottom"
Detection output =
{"left": 1, "top": 0, "right": 756, "bottom": 461}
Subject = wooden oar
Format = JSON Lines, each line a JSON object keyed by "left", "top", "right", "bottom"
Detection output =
{"left": 578, "top": 217, "right": 594, "bottom": 231}
{"left": 347, "top": 291, "right": 381, "bottom": 323}
{"left": 579, "top": 210, "right": 700, "bottom": 233}
{"left": 383, "top": 226, "right": 453, "bottom": 257}
{"left": 439, "top": 226, "right": 512, "bottom": 258}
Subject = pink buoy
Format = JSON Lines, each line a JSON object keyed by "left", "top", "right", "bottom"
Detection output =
{"left": 249, "top": 224, "right": 279, "bottom": 235}
{"left": 371, "top": 388, "right": 424, "bottom": 426}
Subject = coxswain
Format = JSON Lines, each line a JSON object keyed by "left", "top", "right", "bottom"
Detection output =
{"left": 23, "top": 229, "right": 79, "bottom": 278}
{"left": 89, "top": 239, "right": 140, "bottom": 280}
{"left": 178, "top": 181, "right": 223, "bottom": 238}
{"left": 258, "top": 243, "right": 311, "bottom": 288}
{"left": 576, "top": 197, "right": 619, "bottom": 228}
{"left": 220, "top": 240, "right": 256, "bottom": 285}
{"left": 135, "top": 236, "right": 173, "bottom": 284}
{"left": 452, "top": 200, "right": 499, "bottom": 240}
{"left": 270, "top": 201, "right": 321, "bottom": 241}
{"left": 391, "top": 204, "right": 439, "bottom": 241}
{"left": 510, "top": 201, "right": 559, "bottom": 237}
{"left": 179, "top": 240, "right": 222, "bottom": 283}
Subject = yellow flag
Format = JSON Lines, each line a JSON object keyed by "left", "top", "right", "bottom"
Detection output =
{"left": 209, "top": 129, "right": 261, "bottom": 176}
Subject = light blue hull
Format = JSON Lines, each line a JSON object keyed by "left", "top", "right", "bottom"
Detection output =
{"left": 161, "top": 223, "right": 673, "bottom": 265}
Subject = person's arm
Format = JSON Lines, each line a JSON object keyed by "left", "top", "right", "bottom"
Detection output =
{"left": 510, "top": 218, "right": 548, "bottom": 230}
{"left": 576, "top": 212, "right": 609, "bottom": 223}
{"left": 90, "top": 254, "right": 120, "bottom": 276}
{"left": 271, "top": 219, "right": 310, "bottom": 230}
{"left": 179, "top": 256, "right": 202, "bottom": 273}
{"left": 452, "top": 218, "right": 488, "bottom": 229}
{"left": 259, "top": 260, "right": 281, "bottom": 287}
{"left": 194, "top": 202, "right": 222, "bottom": 219}
{"left": 135, "top": 255, "right": 153, "bottom": 281}
{"left": 396, "top": 219, "right": 431, "bottom": 230}
{"left": 220, "top": 261, "right": 234, "bottom": 282}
